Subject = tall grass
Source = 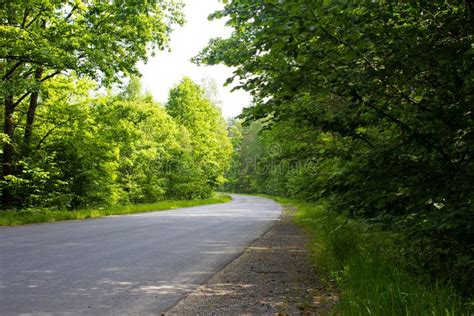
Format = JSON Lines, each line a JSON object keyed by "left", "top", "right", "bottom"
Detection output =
{"left": 278, "top": 198, "right": 470, "bottom": 315}
{"left": 0, "top": 193, "right": 232, "bottom": 226}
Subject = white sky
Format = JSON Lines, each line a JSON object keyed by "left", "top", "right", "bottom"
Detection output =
{"left": 138, "top": 0, "right": 251, "bottom": 119}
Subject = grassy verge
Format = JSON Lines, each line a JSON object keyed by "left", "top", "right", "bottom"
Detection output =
{"left": 0, "top": 193, "right": 232, "bottom": 226}
{"left": 267, "top": 196, "right": 470, "bottom": 315}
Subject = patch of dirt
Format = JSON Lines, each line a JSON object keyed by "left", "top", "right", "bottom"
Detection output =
{"left": 166, "top": 205, "right": 338, "bottom": 315}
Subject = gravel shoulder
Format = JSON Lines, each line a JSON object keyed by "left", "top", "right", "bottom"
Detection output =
{"left": 167, "top": 204, "right": 338, "bottom": 315}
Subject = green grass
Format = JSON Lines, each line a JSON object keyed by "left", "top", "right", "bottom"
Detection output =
{"left": 0, "top": 193, "right": 232, "bottom": 226}
{"left": 266, "top": 196, "right": 471, "bottom": 315}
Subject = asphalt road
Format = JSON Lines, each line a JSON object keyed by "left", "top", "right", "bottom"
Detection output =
{"left": 0, "top": 194, "right": 281, "bottom": 315}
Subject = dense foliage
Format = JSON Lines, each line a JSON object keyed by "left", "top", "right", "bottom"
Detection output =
{"left": 1, "top": 75, "right": 232, "bottom": 209}
{"left": 204, "top": 1, "right": 474, "bottom": 297}
{"left": 1, "top": 0, "right": 183, "bottom": 206}
{"left": 1, "top": 1, "right": 232, "bottom": 210}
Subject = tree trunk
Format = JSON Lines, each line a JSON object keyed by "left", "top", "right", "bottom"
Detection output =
{"left": 23, "top": 67, "right": 43, "bottom": 154}
{"left": 2, "top": 95, "right": 15, "bottom": 207}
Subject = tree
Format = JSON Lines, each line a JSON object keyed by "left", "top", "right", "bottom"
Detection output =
{"left": 1, "top": 0, "right": 184, "bottom": 206}
{"left": 166, "top": 77, "right": 232, "bottom": 198}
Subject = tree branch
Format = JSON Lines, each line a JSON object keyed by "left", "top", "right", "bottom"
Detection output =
{"left": 21, "top": 7, "right": 30, "bottom": 28}
{"left": 2, "top": 61, "right": 23, "bottom": 80}
{"left": 40, "top": 70, "right": 61, "bottom": 83}
{"left": 35, "top": 116, "right": 80, "bottom": 151}
{"left": 64, "top": 5, "right": 78, "bottom": 23}
{"left": 12, "top": 70, "right": 62, "bottom": 108}
{"left": 24, "top": 8, "right": 43, "bottom": 29}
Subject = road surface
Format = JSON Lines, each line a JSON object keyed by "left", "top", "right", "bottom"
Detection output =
{"left": 0, "top": 194, "right": 281, "bottom": 315}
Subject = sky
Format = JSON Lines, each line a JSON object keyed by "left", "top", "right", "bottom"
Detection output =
{"left": 138, "top": 0, "right": 251, "bottom": 119}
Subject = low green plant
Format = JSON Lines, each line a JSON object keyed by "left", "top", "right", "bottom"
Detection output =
{"left": 0, "top": 193, "right": 232, "bottom": 226}
{"left": 277, "top": 198, "right": 471, "bottom": 315}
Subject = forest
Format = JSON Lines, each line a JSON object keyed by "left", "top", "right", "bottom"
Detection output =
{"left": 1, "top": 0, "right": 473, "bottom": 313}
{"left": 201, "top": 0, "right": 473, "bottom": 310}
{"left": 1, "top": 1, "right": 231, "bottom": 211}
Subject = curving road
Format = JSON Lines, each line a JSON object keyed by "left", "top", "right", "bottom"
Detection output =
{"left": 0, "top": 194, "right": 281, "bottom": 315}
